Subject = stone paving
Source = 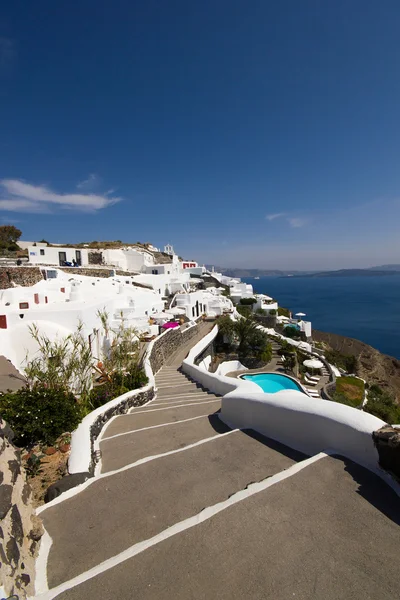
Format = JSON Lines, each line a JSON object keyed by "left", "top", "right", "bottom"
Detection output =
{"left": 35, "top": 330, "right": 400, "bottom": 600}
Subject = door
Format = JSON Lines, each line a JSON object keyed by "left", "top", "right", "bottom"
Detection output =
{"left": 75, "top": 250, "right": 82, "bottom": 266}
{"left": 58, "top": 251, "right": 67, "bottom": 266}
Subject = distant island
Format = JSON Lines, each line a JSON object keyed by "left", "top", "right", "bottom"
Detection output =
{"left": 207, "top": 264, "right": 400, "bottom": 279}
{"left": 290, "top": 267, "right": 400, "bottom": 278}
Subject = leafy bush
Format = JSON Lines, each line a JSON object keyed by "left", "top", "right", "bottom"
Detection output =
{"left": 324, "top": 350, "right": 357, "bottom": 374}
{"left": 239, "top": 297, "right": 257, "bottom": 305}
{"left": 332, "top": 392, "right": 358, "bottom": 408}
{"left": 268, "top": 309, "right": 276, "bottom": 316}
{"left": 89, "top": 384, "right": 116, "bottom": 410}
{"left": 236, "top": 305, "right": 253, "bottom": 318}
{"left": 0, "top": 385, "right": 82, "bottom": 447}
{"left": 259, "top": 343, "right": 273, "bottom": 364}
{"left": 278, "top": 306, "right": 290, "bottom": 318}
{"left": 89, "top": 368, "right": 148, "bottom": 410}
{"left": 283, "top": 325, "right": 301, "bottom": 339}
{"left": 110, "top": 369, "right": 149, "bottom": 392}
{"left": 364, "top": 385, "right": 400, "bottom": 424}
{"left": 255, "top": 308, "right": 266, "bottom": 316}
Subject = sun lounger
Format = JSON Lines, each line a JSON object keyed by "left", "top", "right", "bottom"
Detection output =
{"left": 305, "top": 372, "right": 320, "bottom": 382}
{"left": 306, "top": 388, "right": 320, "bottom": 397}
{"left": 304, "top": 376, "right": 317, "bottom": 386}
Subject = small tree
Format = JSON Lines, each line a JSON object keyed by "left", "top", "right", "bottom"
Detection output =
{"left": 0, "top": 224, "right": 22, "bottom": 249}
{"left": 24, "top": 322, "right": 94, "bottom": 407}
{"left": 95, "top": 309, "right": 140, "bottom": 387}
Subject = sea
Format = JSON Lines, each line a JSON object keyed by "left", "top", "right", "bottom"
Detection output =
{"left": 249, "top": 275, "right": 400, "bottom": 360}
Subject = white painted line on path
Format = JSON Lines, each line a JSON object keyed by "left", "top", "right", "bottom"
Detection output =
{"left": 130, "top": 397, "right": 216, "bottom": 409}
{"left": 37, "top": 427, "right": 237, "bottom": 514}
{"left": 123, "top": 399, "right": 220, "bottom": 416}
{"left": 32, "top": 452, "right": 328, "bottom": 599}
{"left": 101, "top": 414, "right": 211, "bottom": 442}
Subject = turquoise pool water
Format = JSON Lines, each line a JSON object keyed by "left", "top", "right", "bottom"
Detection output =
{"left": 242, "top": 373, "right": 304, "bottom": 394}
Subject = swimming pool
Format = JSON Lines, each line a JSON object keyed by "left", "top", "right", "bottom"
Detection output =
{"left": 241, "top": 373, "right": 305, "bottom": 394}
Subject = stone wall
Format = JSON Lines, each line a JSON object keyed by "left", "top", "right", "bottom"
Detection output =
{"left": 0, "top": 267, "right": 44, "bottom": 289}
{"left": 59, "top": 267, "right": 140, "bottom": 279}
{"left": 89, "top": 387, "right": 154, "bottom": 474}
{"left": 254, "top": 314, "right": 277, "bottom": 328}
{"left": 373, "top": 426, "right": 400, "bottom": 479}
{"left": 0, "top": 422, "right": 43, "bottom": 598}
{"left": 150, "top": 324, "right": 200, "bottom": 374}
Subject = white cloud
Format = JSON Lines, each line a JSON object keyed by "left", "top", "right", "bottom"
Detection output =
{"left": 266, "top": 212, "right": 286, "bottom": 221}
{"left": 0, "top": 179, "right": 121, "bottom": 213}
{"left": 76, "top": 173, "right": 100, "bottom": 190}
{"left": 288, "top": 217, "right": 308, "bottom": 228}
{"left": 266, "top": 212, "right": 309, "bottom": 228}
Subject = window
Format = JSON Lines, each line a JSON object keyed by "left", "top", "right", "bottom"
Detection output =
{"left": 40, "top": 249, "right": 45, "bottom": 256}
{"left": 152, "top": 269, "right": 158, "bottom": 274}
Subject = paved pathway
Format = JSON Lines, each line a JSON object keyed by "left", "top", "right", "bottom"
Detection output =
{"left": 36, "top": 328, "right": 400, "bottom": 600}
{"left": 0, "top": 355, "right": 26, "bottom": 393}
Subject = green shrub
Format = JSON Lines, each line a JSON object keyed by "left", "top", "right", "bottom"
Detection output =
{"left": 278, "top": 307, "right": 290, "bottom": 318}
{"left": 89, "top": 368, "right": 148, "bottom": 410}
{"left": 255, "top": 308, "right": 266, "bottom": 316}
{"left": 332, "top": 392, "right": 358, "bottom": 408}
{"left": 259, "top": 343, "right": 273, "bottom": 364}
{"left": 364, "top": 385, "right": 400, "bottom": 424}
{"left": 110, "top": 369, "right": 148, "bottom": 392}
{"left": 239, "top": 297, "right": 257, "bottom": 305}
{"left": 0, "top": 385, "right": 82, "bottom": 447}
{"left": 325, "top": 350, "right": 357, "bottom": 374}
{"left": 283, "top": 325, "right": 301, "bottom": 339}
{"left": 236, "top": 305, "right": 253, "bottom": 318}
{"left": 268, "top": 309, "right": 276, "bottom": 316}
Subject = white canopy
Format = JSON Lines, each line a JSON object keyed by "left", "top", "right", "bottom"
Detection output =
{"left": 151, "top": 312, "right": 170, "bottom": 320}
{"left": 295, "top": 312, "right": 306, "bottom": 317}
{"left": 166, "top": 307, "right": 186, "bottom": 315}
{"left": 303, "top": 358, "right": 324, "bottom": 370}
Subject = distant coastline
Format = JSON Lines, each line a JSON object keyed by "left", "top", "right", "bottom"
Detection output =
{"left": 207, "top": 264, "right": 400, "bottom": 280}
{"left": 287, "top": 269, "right": 400, "bottom": 278}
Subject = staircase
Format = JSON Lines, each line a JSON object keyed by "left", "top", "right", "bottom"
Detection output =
{"left": 36, "top": 337, "right": 400, "bottom": 600}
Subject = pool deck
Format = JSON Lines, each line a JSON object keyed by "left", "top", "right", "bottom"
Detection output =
{"left": 225, "top": 358, "right": 330, "bottom": 398}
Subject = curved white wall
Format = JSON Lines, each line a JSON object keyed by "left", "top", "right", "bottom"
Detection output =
{"left": 216, "top": 360, "right": 247, "bottom": 376}
{"left": 183, "top": 323, "right": 388, "bottom": 475}
{"left": 220, "top": 391, "right": 385, "bottom": 472}
{"left": 182, "top": 325, "right": 264, "bottom": 396}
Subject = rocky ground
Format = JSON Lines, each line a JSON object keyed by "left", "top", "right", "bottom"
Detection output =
{"left": 21, "top": 436, "right": 71, "bottom": 507}
{"left": 313, "top": 329, "right": 400, "bottom": 402}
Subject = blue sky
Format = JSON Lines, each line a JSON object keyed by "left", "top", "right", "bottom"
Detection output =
{"left": 1, "top": 1, "right": 400, "bottom": 269}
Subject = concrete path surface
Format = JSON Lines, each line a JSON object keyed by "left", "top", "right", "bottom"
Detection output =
{"left": 0, "top": 354, "right": 26, "bottom": 392}
{"left": 36, "top": 329, "right": 400, "bottom": 600}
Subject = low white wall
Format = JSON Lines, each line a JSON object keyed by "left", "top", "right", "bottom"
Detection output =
{"left": 68, "top": 384, "right": 153, "bottom": 474}
{"left": 182, "top": 325, "right": 260, "bottom": 396}
{"left": 220, "top": 391, "right": 386, "bottom": 472}
{"left": 216, "top": 360, "right": 248, "bottom": 376}
{"left": 69, "top": 332, "right": 157, "bottom": 474}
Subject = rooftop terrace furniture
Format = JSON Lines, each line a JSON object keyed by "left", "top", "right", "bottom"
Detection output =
{"left": 304, "top": 375, "right": 317, "bottom": 386}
